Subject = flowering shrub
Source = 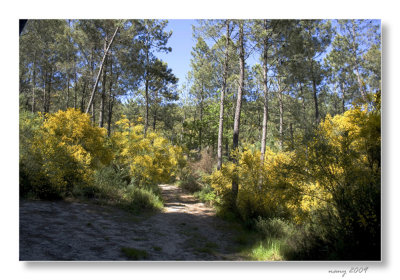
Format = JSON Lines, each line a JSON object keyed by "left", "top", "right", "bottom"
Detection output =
{"left": 111, "top": 115, "right": 184, "bottom": 187}
{"left": 210, "top": 106, "right": 380, "bottom": 259}
{"left": 20, "top": 109, "right": 112, "bottom": 197}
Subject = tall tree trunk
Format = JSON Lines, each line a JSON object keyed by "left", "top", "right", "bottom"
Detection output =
{"left": 312, "top": 78, "right": 319, "bottom": 123}
{"left": 31, "top": 58, "right": 36, "bottom": 113}
{"left": 107, "top": 60, "right": 115, "bottom": 137}
{"left": 278, "top": 80, "right": 284, "bottom": 151}
{"left": 232, "top": 21, "right": 245, "bottom": 204}
{"left": 341, "top": 82, "right": 346, "bottom": 114}
{"left": 153, "top": 106, "right": 157, "bottom": 131}
{"left": 74, "top": 68, "right": 77, "bottom": 109}
{"left": 80, "top": 79, "right": 87, "bottom": 112}
{"left": 48, "top": 68, "right": 52, "bottom": 113}
{"left": 42, "top": 74, "right": 46, "bottom": 113}
{"left": 217, "top": 20, "right": 230, "bottom": 170}
{"left": 350, "top": 20, "right": 367, "bottom": 103}
{"left": 91, "top": 102, "right": 95, "bottom": 123}
{"left": 260, "top": 19, "right": 269, "bottom": 164}
{"left": 144, "top": 36, "right": 150, "bottom": 137}
{"left": 43, "top": 68, "right": 52, "bottom": 113}
{"left": 309, "top": 60, "right": 319, "bottom": 123}
{"left": 66, "top": 71, "right": 70, "bottom": 110}
{"left": 99, "top": 36, "right": 108, "bottom": 128}
{"left": 199, "top": 92, "right": 204, "bottom": 151}
{"left": 43, "top": 72, "right": 47, "bottom": 113}
{"left": 85, "top": 26, "right": 119, "bottom": 114}
{"left": 144, "top": 76, "right": 150, "bottom": 136}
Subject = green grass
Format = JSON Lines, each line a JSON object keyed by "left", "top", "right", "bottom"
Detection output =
{"left": 247, "top": 239, "right": 285, "bottom": 261}
{"left": 121, "top": 247, "right": 148, "bottom": 260}
{"left": 119, "top": 187, "right": 163, "bottom": 214}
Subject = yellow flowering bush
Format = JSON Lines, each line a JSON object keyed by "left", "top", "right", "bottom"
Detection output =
{"left": 111, "top": 115, "right": 184, "bottom": 187}
{"left": 24, "top": 109, "right": 112, "bottom": 197}
{"left": 210, "top": 106, "right": 380, "bottom": 247}
{"left": 210, "top": 146, "right": 301, "bottom": 221}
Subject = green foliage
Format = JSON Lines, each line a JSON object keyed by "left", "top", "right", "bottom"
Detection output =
{"left": 249, "top": 239, "right": 285, "bottom": 261}
{"left": 254, "top": 217, "right": 295, "bottom": 240}
{"left": 119, "top": 186, "right": 163, "bottom": 213}
{"left": 111, "top": 115, "right": 184, "bottom": 188}
{"left": 194, "top": 186, "right": 218, "bottom": 206}
{"left": 178, "top": 166, "right": 202, "bottom": 192}
{"left": 20, "top": 109, "right": 112, "bottom": 198}
{"left": 210, "top": 106, "right": 380, "bottom": 260}
{"left": 19, "top": 110, "right": 176, "bottom": 215}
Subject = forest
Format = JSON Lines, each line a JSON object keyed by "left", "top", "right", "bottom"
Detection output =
{"left": 19, "top": 19, "right": 381, "bottom": 261}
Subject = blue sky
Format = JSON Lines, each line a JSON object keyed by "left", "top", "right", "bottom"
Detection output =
{"left": 156, "top": 19, "right": 260, "bottom": 90}
{"left": 155, "top": 19, "right": 381, "bottom": 92}
{"left": 156, "top": 20, "right": 197, "bottom": 89}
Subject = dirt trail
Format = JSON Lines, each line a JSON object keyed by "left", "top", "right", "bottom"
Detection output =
{"left": 20, "top": 184, "right": 241, "bottom": 261}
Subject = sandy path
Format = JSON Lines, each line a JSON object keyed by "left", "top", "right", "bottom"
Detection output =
{"left": 19, "top": 184, "right": 240, "bottom": 261}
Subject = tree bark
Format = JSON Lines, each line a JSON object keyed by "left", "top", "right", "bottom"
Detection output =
{"left": 309, "top": 59, "right": 319, "bottom": 124}
{"left": 144, "top": 32, "right": 151, "bottom": 137}
{"left": 350, "top": 20, "right": 367, "bottom": 103}
{"left": 91, "top": 102, "right": 95, "bottom": 123}
{"left": 43, "top": 72, "right": 47, "bottom": 113}
{"left": 66, "top": 70, "right": 70, "bottom": 110}
{"left": 74, "top": 68, "right": 77, "bottom": 109}
{"left": 85, "top": 26, "right": 119, "bottom": 114}
{"left": 153, "top": 105, "right": 158, "bottom": 131}
{"left": 217, "top": 20, "right": 230, "bottom": 170}
{"left": 99, "top": 36, "right": 108, "bottom": 128}
{"left": 47, "top": 68, "right": 52, "bottom": 113}
{"left": 260, "top": 19, "right": 269, "bottom": 164}
{"left": 199, "top": 91, "right": 204, "bottom": 151}
{"left": 80, "top": 79, "right": 87, "bottom": 112}
{"left": 31, "top": 58, "right": 36, "bottom": 113}
{"left": 278, "top": 79, "right": 284, "bottom": 151}
{"left": 232, "top": 21, "right": 245, "bottom": 204}
{"left": 107, "top": 60, "right": 115, "bottom": 137}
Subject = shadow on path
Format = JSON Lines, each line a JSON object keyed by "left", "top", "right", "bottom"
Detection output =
{"left": 20, "top": 184, "right": 243, "bottom": 261}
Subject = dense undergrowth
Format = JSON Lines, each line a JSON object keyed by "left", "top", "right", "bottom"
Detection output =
{"left": 19, "top": 100, "right": 380, "bottom": 260}
{"left": 179, "top": 101, "right": 381, "bottom": 261}
{"left": 19, "top": 108, "right": 184, "bottom": 213}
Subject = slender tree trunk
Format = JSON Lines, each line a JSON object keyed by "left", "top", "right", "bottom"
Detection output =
{"left": 341, "top": 82, "right": 346, "bottom": 113}
{"left": 309, "top": 60, "right": 319, "bottom": 124}
{"left": 232, "top": 21, "right": 245, "bottom": 204}
{"left": 217, "top": 20, "right": 230, "bottom": 170}
{"left": 48, "top": 68, "right": 52, "bottom": 113}
{"left": 260, "top": 19, "right": 269, "bottom": 163}
{"left": 144, "top": 37, "right": 150, "bottom": 137}
{"left": 42, "top": 72, "right": 47, "bottom": 113}
{"left": 153, "top": 106, "right": 157, "bottom": 131}
{"left": 350, "top": 20, "right": 367, "bottom": 103}
{"left": 144, "top": 76, "right": 150, "bottom": 136}
{"left": 108, "top": 94, "right": 115, "bottom": 137}
{"left": 85, "top": 26, "right": 119, "bottom": 114}
{"left": 43, "top": 68, "right": 52, "bottom": 113}
{"left": 312, "top": 78, "right": 319, "bottom": 122}
{"left": 31, "top": 59, "right": 36, "bottom": 113}
{"left": 91, "top": 102, "right": 95, "bottom": 123}
{"left": 107, "top": 60, "right": 115, "bottom": 137}
{"left": 81, "top": 79, "right": 87, "bottom": 112}
{"left": 99, "top": 36, "right": 108, "bottom": 127}
{"left": 199, "top": 92, "right": 204, "bottom": 151}
{"left": 278, "top": 81, "right": 284, "bottom": 151}
{"left": 66, "top": 71, "right": 70, "bottom": 110}
{"left": 74, "top": 68, "right": 77, "bottom": 109}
